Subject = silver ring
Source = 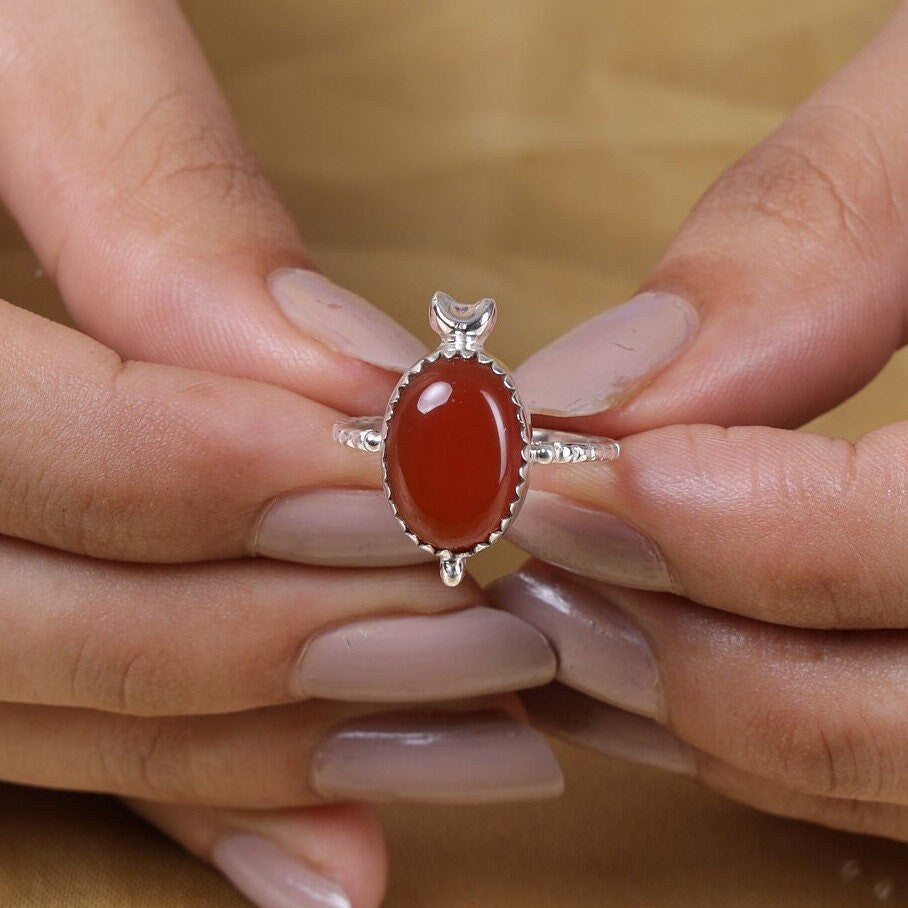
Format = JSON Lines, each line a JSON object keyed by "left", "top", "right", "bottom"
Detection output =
{"left": 334, "top": 292, "right": 620, "bottom": 587}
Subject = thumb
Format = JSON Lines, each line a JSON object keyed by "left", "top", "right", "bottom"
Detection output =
{"left": 515, "top": 2, "right": 908, "bottom": 435}
{"left": 0, "top": 0, "right": 426, "bottom": 416}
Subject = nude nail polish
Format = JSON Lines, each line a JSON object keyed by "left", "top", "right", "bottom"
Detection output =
{"left": 213, "top": 834, "right": 351, "bottom": 908}
{"left": 509, "top": 490, "right": 672, "bottom": 591}
{"left": 515, "top": 291, "right": 698, "bottom": 416}
{"left": 523, "top": 684, "right": 695, "bottom": 776}
{"left": 488, "top": 564, "right": 664, "bottom": 720}
{"left": 311, "top": 712, "right": 564, "bottom": 803}
{"left": 254, "top": 487, "right": 430, "bottom": 567}
{"left": 269, "top": 268, "right": 427, "bottom": 372}
{"left": 294, "top": 606, "right": 556, "bottom": 701}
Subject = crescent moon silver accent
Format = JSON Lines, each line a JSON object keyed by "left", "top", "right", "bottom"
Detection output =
{"left": 333, "top": 292, "right": 620, "bottom": 586}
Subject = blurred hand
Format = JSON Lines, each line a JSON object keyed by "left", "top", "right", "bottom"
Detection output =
{"left": 493, "top": 2, "right": 908, "bottom": 843}
{"left": 0, "top": 3, "right": 562, "bottom": 906}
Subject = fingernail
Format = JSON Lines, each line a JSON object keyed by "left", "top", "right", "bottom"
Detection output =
{"left": 311, "top": 711, "right": 564, "bottom": 803}
{"left": 488, "top": 564, "right": 664, "bottom": 720}
{"left": 254, "top": 488, "right": 430, "bottom": 567}
{"left": 523, "top": 684, "right": 695, "bottom": 776}
{"left": 212, "top": 833, "right": 351, "bottom": 908}
{"left": 295, "top": 606, "right": 555, "bottom": 701}
{"left": 509, "top": 490, "right": 672, "bottom": 591}
{"left": 269, "top": 268, "right": 427, "bottom": 372}
{"left": 515, "top": 291, "right": 698, "bottom": 416}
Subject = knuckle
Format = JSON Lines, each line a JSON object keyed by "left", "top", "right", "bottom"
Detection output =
{"left": 697, "top": 107, "right": 900, "bottom": 258}
{"left": 763, "top": 703, "right": 893, "bottom": 800}
{"left": 65, "top": 627, "right": 113, "bottom": 708}
{"left": 109, "top": 90, "right": 273, "bottom": 233}
{"left": 44, "top": 473, "right": 133, "bottom": 559}
{"left": 9, "top": 358, "right": 142, "bottom": 559}
{"left": 62, "top": 608, "right": 181, "bottom": 716}
{"left": 763, "top": 541, "right": 857, "bottom": 627}
{"left": 112, "top": 650, "right": 157, "bottom": 715}
{"left": 730, "top": 433, "right": 881, "bottom": 626}
{"left": 784, "top": 435, "right": 903, "bottom": 625}
{"left": 57, "top": 359, "right": 252, "bottom": 559}
{"left": 712, "top": 142, "right": 864, "bottom": 255}
{"left": 130, "top": 720, "right": 186, "bottom": 800}
{"left": 93, "top": 713, "right": 244, "bottom": 804}
{"left": 86, "top": 715, "right": 182, "bottom": 800}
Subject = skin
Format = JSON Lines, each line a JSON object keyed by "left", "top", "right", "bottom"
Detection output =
{"left": 508, "top": 0, "right": 908, "bottom": 843}
{"left": 0, "top": 3, "right": 526, "bottom": 906}
{"left": 0, "top": 0, "right": 906, "bottom": 904}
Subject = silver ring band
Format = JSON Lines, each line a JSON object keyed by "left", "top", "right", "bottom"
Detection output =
{"left": 334, "top": 417, "right": 620, "bottom": 465}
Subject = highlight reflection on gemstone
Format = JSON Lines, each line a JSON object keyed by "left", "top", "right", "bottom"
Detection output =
{"left": 416, "top": 381, "right": 453, "bottom": 415}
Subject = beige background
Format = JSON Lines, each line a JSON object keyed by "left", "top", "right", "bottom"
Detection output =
{"left": 1, "top": 0, "right": 906, "bottom": 904}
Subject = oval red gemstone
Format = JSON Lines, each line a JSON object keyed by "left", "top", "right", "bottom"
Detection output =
{"left": 385, "top": 354, "right": 524, "bottom": 553}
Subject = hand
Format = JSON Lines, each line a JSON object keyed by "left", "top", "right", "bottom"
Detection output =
{"left": 0, "top": 3, "right": 562, "bottom": 906}
{"left": 491, "top": 3, "right": 908, "bottom": 842}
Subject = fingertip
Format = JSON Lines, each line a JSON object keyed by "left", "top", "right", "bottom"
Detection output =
{"left": 515, "top": 291, "right": 698, "bottom": 421}
{"left": 268, "top": 268, "right": 428, "bottom": 374}
{"left": 290, "top": 803, "right": 388, "bottom": 908}
{"left": 129, "top": 799, "right": 388, "bottom": 908}
{"left": 229, "top": 803, "right": 387, "bottom": 908}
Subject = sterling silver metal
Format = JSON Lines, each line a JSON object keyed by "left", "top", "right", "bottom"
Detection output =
{"left": 333, "top": 291, "right": 620, "bottom": 587}
{"left": 336, "top": 417, "right": 619, "bottom": 464}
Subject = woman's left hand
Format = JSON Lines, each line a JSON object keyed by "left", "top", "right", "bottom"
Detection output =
{"left": 492, "top": 0, "right": 908, "bottom": 843}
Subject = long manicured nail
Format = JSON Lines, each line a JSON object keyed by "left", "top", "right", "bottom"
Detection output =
{"left": 212, "top": 833, "right": 350, "bottom": 908}
{"left": 295, "top": 606, "right": 555, "bottom": 701}
{"left": 488, "top": 564, "right": 663, "bottom": 720}
{"left": 523, "top": 684, "right": 695, "bottom": 776}
{"left": 515, "top": 291, "right": 698, "bottom": 416}
{"left": 269, "top": 268, "right": 427, "bottom": 372}
{"left": 254, "top": 488, "right": 429, "bottom": 567}
{"left": 311, "top": 711, "right": 564, "bottom": 803}
{"left": 509, "top": 490, "right": 672, "bottom": 591}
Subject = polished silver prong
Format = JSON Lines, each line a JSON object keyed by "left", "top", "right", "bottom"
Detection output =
{"left": 528, "top": 429, "right": 620, "bottom": 464}
{"left": 429, "top": 292, "right": 496, "bottom": 351}
{"left": 439, "top": 553, "right": 467, "bottom": 587}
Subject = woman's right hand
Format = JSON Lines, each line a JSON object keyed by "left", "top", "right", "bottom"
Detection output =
{"left": 0, "top": 2, "right": 561, "bottom": 905}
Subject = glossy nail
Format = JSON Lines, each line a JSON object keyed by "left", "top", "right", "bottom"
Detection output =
{"left": 509, "top": 490, "right": 672, "bottom": 591}
{"left": 488, "top": 564, "right": 664, "bottom": 720}
{"left": 295, "top": 606, "right": 555, "bottom": 701}
{"left": 269, "top": 268, "right": 427, "bottom": 372}
{"left": 254, "top": 488, "right": 429, "bottom": 567}
{"left": 311, "top": 711, "right": 564, "bottom": 803}
{"left": 515, "top": 291, "right": 698, "bottom": 416}
{"left": 212, "top": 834, "right": 351, "bottom": 908}
{"left": 523, "top": 684, "right": 695, "bottom": 776}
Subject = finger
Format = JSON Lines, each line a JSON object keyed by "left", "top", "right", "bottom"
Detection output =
{"left": 0, "top": 301, "right": 420, "bottom": 564}
{"left": 524, "top": 685, "right": 908, "bottom": 844}
{"left": 510, "top": 421, "right": 908, "bottom": 627}
{"left": 0, "top": 537, "right": 554, "bottom": 714}
{"left": 0, "top": 701, "right": 564, "bottom": 807}
{"left": 0, "top": 0, "right": 426, "bottom": 412}
{"left": 493, "top": 564, "right": 908, "bottom": 805}
{"left": 700, "top": 757, "right": 908, "bottom": 845}
{"left": 130, "top": 800, "right": 387, "bottom": 908}
{"left": 515, "top": 4, "right": 908, "bottom": 433}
